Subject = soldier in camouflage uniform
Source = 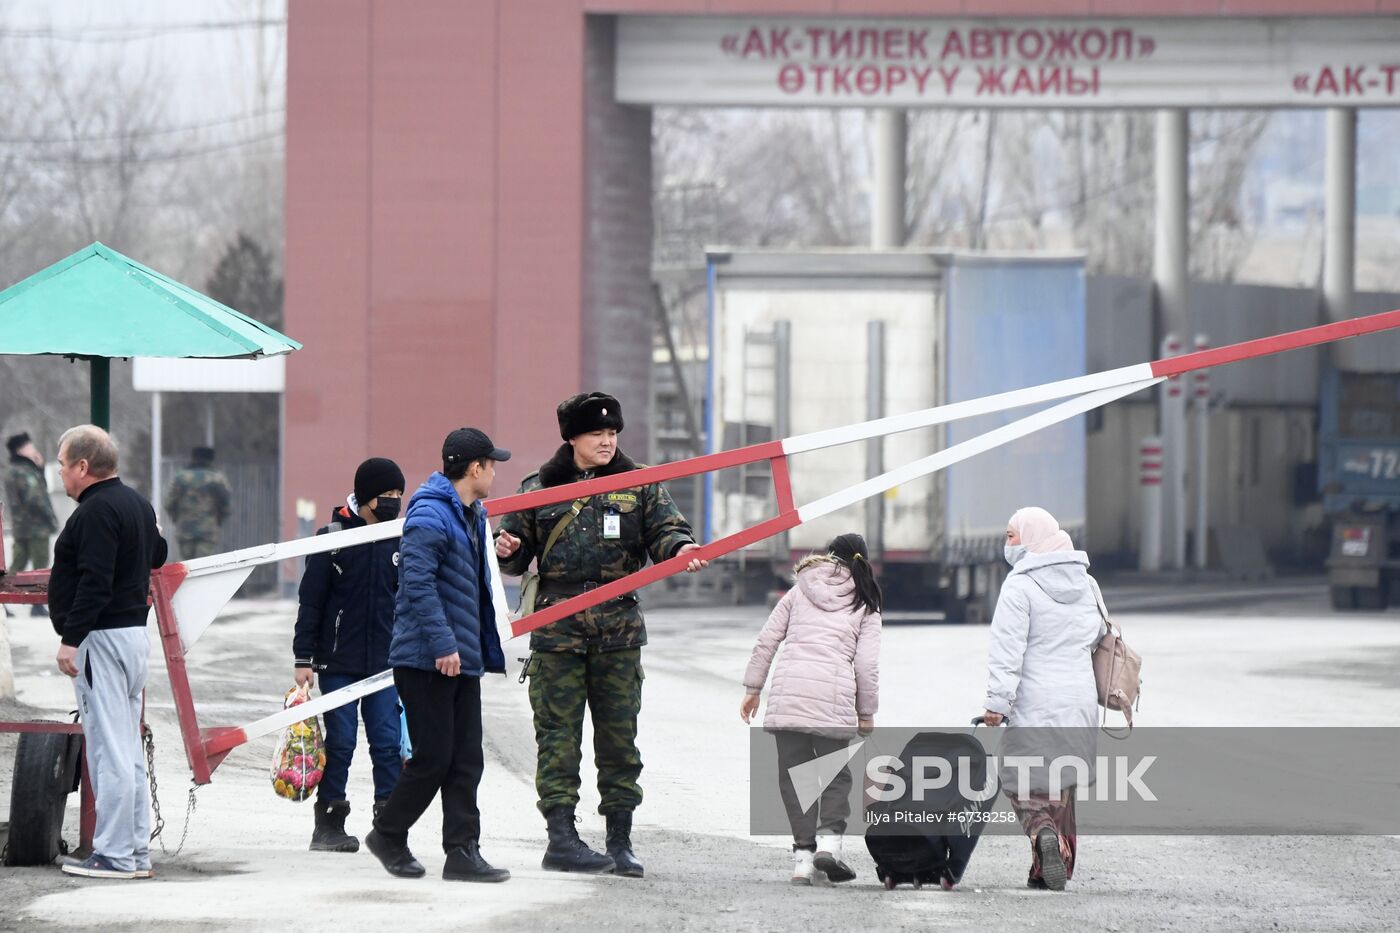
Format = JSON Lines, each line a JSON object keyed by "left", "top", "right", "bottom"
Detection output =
{"left": 163, "top": 447, "right": 232, "bottom": 559}
{"left": 496, "top": 393, "right": 707, "bottom": 879}
{"left": 5, "top": 432, "right": 59, "bottom": 616}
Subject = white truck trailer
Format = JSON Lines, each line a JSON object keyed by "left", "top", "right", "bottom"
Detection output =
{"left": 704, "top": 249, "right": 1087, "bottom": 622}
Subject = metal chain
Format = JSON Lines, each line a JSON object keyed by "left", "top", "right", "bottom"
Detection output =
{"left": 144, "top": 727, "right": 198, "bottom": 857}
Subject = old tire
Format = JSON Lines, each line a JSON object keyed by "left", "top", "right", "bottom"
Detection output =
{"left": 4, "top": 730, "right": 79, "bottom": 866}
{"left": 1330, "top": 586, "right": 1358, "bottom": 611}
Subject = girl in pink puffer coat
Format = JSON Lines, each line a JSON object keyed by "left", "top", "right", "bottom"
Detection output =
{"left": 740, "top": 533, "right": 882, "bottom": 886}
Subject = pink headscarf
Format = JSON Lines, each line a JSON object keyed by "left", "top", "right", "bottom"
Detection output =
{"left": 1009, "top": 506, "right": 1075, "bottom": 554}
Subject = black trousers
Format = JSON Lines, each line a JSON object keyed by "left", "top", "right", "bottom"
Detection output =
{"left": 373, "top": 668, "right": 484, "bottom": 852}
{"left": 773, "top": 730, "right": 854, "bottom": 849}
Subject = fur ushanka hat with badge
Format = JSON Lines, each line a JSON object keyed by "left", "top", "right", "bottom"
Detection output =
{"left": 557, "top": 392, "right": 624, "bottom": 440}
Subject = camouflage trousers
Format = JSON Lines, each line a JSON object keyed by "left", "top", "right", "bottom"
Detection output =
{"left": 178, "top": 536, "right": 220, "bottom": 560}
{"left": 10, "top": 534, "right": 51, "bottom": 571}
{"left": 527, "top": 647, "right": 644, "bottom": 816}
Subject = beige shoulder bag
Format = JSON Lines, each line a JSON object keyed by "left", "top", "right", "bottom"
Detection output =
{"left": 1090, "top": 581, "right": 1142, "bottom": 738}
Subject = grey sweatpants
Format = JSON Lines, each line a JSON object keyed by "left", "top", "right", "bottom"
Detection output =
{"left": 73, "top": 627, "right": 151, "bottom": 872}
{"left": 773, "top": 730, "right": 854, "bottom": 849}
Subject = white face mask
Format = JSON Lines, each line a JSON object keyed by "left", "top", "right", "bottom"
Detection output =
{"left": 1004, "top": 544, "right": 1028, "bottom": 567}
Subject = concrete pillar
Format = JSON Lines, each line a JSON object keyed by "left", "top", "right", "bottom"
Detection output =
{"left": 773, "top": 320, "right": 792, "bottom": 562}
{"left": 1154, "top": 109, "right": 1189, "bottom": 569}
{"left": 866, "top": 320, "right": 886, "bottom": 562}
{"left": 871, "top": 109, "right": 907, "bottom": 249}
{"left": 151, "top": 391, "right": 164, "bottom": 527}
{"left": 1324, "top": 108, "right": 1356, "bottom": 338}
{"left": 583, "top": 16, "right": 655, "bottom": 457}
{"left": 1159, "top": 334, "right": 1187, "bottom": 570}
{"left": 1139, "top": 436, "right": 1163, "bottom": 573}
{"left": 1193, "top": 335, "right": 1211, "bottom": 570}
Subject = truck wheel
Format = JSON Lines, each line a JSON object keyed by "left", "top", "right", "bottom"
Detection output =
{"left": 4, "top": 730, "right": 79, "bottom": 866}
{"left": 1330, "top": 586, "right": 1358, "bottom": 611}
{"left": 1356, "top": 586, "right": 1387, "bottom": 611}
{"left": 940, "top": 589, "right": 974, "bottom": 624}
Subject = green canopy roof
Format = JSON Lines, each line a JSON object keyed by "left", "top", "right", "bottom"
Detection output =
{"left": 0, "top": 242, "right": 300, "bottom": 359}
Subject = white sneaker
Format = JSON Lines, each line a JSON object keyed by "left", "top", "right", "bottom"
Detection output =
{"left": 791, "top": 849, "right": 815, "bottom": 885}
{"left": 813, "top": 834, "right": 856, "bottom": 883}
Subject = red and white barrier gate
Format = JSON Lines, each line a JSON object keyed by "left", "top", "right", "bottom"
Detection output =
{"left": 141, "top": 308, "right": 1400, "bottom": 782}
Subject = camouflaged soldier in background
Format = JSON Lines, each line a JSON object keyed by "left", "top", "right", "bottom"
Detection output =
{"left": 163, "top": 446, "right": 232, "bottom": 559}
{"left": 496, "top": 392, "right": 702, "bottom": 879}
{"left": 5, "top": 433, "right": 59, "bottom": 584}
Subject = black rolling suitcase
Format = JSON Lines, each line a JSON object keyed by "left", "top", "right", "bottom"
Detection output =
{"left": 864, "top": 729, "right": 999, "bottom": 890}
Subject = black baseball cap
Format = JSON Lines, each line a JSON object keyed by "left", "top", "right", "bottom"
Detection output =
{"left": 442, "top": 427, "right": 511, "bottom": 466}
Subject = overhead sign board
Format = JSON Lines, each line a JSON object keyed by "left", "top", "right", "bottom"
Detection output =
{"left": 132, "top": 355, "right": 286, "bottom": 393}
{"left": 617, "top": 16, "right": 1400, "bottom": 108}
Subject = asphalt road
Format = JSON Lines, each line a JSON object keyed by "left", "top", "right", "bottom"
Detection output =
{"left": 2, "top": 579, "right": 1398, "bottom": 931}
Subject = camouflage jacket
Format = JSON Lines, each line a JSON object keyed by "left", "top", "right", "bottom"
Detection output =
{"left": 497, "top": 445, "right": 695, "bottom": 654}
{"left": 163, "top": 465, "right": 232, "bottom": 540}
{"left": 4, "top": 455, "right": 58, "bottom": 536}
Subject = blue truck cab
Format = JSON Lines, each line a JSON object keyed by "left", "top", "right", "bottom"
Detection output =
{"left": 1318, "top": 368, "right": 1400, "bottom": 609}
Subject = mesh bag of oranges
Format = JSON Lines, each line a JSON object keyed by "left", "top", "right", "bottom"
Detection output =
{"left": 270, "top": 685, "right": 326, "bottom": 801}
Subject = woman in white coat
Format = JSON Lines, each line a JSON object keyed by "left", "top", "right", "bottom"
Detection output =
{"left": 981, "top": 507, "right": 1105, "bottom": 892}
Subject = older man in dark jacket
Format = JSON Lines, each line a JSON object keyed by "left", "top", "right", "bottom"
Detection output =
{"left": 365, "top": 428, "right": 510, "bottom": 884}
{"left": 293, "top": 457, "right": 406, "bottom": 853}
{"left": 49, "top": 425, "right": 167, "bottom": 880}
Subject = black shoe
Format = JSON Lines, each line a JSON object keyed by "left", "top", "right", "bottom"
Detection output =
{"left": 443, "top": 841, "right": 511, "bottom": 883}
{"left": 541, "top": 806, "right": 615, "bottom": 874}
{"left": 605, "top": 811, "right": 644, "bottom": 879}
{"left": 310, "top": 800, "right": 360, "bottom": 853}
{"left": 365, "top": 829, "right": 425, "bottom": 878}
{"left": 1035, "top": 828, "right": 1067, "bottom": 892}
{"left": 1027, "top": 875, "right": 1049, "bottom": 890}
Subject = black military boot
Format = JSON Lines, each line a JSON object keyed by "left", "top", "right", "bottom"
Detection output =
{"left": 364, "top": 829, "right": 426, "bottom": 878}
{"left": 310, "top": 800, "right": 360, "bottom": 853}
{"left": 542, "top": 806, "right": 615, "bottom": 873}
{"left": 443, "top": 840, "right": 511, "bottom": 883}
{"left": 605, "top": 810, "right": 644, "bottom": 878}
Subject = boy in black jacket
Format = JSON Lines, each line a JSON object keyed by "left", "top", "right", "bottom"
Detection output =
{"left": 292, "top": 457, "right": 405, "bottom": 852}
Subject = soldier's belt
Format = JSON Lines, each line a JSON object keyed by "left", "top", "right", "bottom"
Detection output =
{"left": 539, "top": 580, "right": 638, "bottom": 602}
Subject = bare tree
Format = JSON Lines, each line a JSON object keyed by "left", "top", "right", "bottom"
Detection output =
{"left": 1188, "top": 111, "right": 1270, "bottom": 282}
{"left": 903, "top": 110, "right": 971, "bottom": 245}
{"left": 0, "top": 6, "right": 288, "bottom": 496}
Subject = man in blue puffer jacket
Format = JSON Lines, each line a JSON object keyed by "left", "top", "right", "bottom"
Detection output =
{"left": 293, "top": 457, "right": 406, "bottom": 853}
{"left": 365, "top": 428, "right": 511, "bottom": 884}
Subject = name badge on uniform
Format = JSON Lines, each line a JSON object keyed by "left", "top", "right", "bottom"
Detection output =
{"left": 603, "top": 510, "right": 621, "bottom": 540}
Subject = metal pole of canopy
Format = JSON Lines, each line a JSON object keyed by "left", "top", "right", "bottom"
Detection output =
{"left": 89, "top": 357, "right": 111, "bottom": 429}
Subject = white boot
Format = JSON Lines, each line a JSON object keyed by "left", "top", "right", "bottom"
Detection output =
{"left": 790, "top": 849, "right": 816, "bottom": 885}
{"left": 814, "top": 834, "right": 856, "bottom": 883}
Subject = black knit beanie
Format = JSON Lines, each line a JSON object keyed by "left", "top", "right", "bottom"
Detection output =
{"left": 354, "top": 457, "right": 405, "bottom": 506}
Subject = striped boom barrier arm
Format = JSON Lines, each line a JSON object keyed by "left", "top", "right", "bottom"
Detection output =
{"left": 149, "top": 308, "right": 1400, "bottom": 777}
{"left": 202, "top": 670, "right": 397, "bottom": 759}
